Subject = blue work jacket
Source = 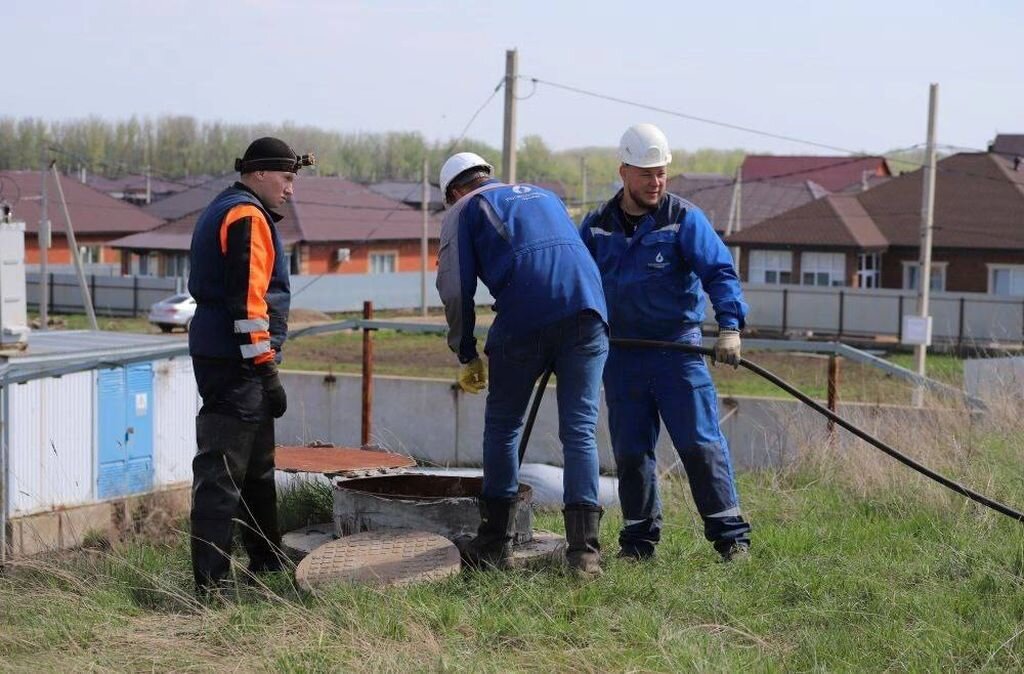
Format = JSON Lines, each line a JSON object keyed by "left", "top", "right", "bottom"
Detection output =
{"left": 580, "top": 191, "right": 746, "bottom": 341}
{"left": 436, "top": 180, "right": 607, "bottom": 363}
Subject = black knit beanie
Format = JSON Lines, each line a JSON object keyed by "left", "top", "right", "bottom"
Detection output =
{"left": 235, "top": 137, "right": 300, "bottom": 173}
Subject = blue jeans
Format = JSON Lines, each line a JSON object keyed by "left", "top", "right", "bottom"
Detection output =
{"left": 482, "top": 310, "right": 608, "bottom": 505}
{"left": 604, "top": 327, "right": 751, "bottom": 554}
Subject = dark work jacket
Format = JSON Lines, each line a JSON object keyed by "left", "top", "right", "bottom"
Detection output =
{"left": 188, "top": 183, "right": 290, "bottom": 364}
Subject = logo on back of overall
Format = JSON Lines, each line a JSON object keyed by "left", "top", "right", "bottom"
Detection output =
{"left": 505, "top": 184, "right": 542, "bottom": 203}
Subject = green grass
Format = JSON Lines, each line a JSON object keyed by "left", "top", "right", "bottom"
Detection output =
{"left": 888, "top": 351, "right": 965, "bottom": 386}
{"left": 4, "top": 437, "right": 1024, "bottom": 671}
{"left": 27, "top": 311, "right": 161, "bottom": 334}
{"left": 28, "top": 311, "right": 976, "bottom": 403}
{"left": 284, "top": 327, "right": 967, "bottom": 405}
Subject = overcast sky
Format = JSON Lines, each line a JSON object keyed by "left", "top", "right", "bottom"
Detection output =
{"left": 7, "top": 1, "right": 1022, "bottom": 155}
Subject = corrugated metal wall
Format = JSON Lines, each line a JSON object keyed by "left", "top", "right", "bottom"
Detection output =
{"left": 153, "top": 358, "right": 198, "bottom": 486}
{"left": 8, "top": 371, "right": 94, "bottom": 515}
{"left": 5, "top": 356, "right": 199, "bottom": 516}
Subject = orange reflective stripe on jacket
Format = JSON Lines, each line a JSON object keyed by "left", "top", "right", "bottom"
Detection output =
{"left": 220, "top": 204, "right": 276, "bottom": 364}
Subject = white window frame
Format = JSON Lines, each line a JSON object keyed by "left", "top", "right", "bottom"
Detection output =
{"left": 902, "top": 261, "right": 947, "bottom": 292}
{"left": 987, "top": 264, "right": 1024, "bottom": 296}
{"left": 747, "top": 249, "right": 793, "bottom": 284}
{"left": 78, "top": 245, "right": 101, "bottom": 265}
{"left": 368, "top": 250, "right": 398, "bottom": 274}
{"left": 856, "top": 252, "right": 881, "bottom": 288}
{"left": 800, "top": 251, "right": 846, "bottom": 287}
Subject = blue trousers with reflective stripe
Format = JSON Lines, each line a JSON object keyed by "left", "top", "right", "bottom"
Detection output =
{"left": 481, "top": 311, "right": 608, "bottom": 506}
{"left": 604, "top": 328, "right": 751, "bottom": 555}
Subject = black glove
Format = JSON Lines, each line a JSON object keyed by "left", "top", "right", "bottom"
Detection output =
{"left": 257, "top": 362, "right": 287, "bottom": 418}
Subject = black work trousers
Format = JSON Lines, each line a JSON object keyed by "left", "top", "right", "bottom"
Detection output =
{"left": 190, "top": 357, "right": 282, "bottom": 591}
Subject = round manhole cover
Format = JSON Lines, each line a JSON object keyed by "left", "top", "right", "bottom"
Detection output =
{"left": 295, "top": 530, "right": 460, "bottom": 590}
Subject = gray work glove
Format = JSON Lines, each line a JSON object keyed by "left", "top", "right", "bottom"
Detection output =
{"left": 713, "top": 329, "right": 742, "bottom": 369}
{"left": 257, "top": 361, "right": 288, "bottom": 418}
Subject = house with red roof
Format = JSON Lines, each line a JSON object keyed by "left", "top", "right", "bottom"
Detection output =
{"left": 667, "top": 173, "right": 828, "bottom": 233}
{"left": 0, "top": 170, "right": 164, "bottom": 267}
{"left": 108, "top": 176, "right": 442, "bottom": 277}
{"left": 726, "top": 153, "right": 1024, "bottom": 295}
{"left": 739, "top": 155, "right": 891, "bottom": 192}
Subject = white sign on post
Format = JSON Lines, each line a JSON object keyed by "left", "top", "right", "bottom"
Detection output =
{"left": 901, "top": 315, "right": 933, "bottom": 346}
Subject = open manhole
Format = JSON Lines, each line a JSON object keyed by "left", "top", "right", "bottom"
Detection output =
{"left": 334, "top": 474, "right": 534, "bottom": 544}
{"left": 295, "top": 529, "right": 460, "bottom": 590}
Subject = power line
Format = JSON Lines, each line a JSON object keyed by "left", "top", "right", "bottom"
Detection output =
{"left": 292, "top": 79, "right": 505, "bottom": 300}
{"left": 524, "top": 75, "right": 1024, "bottom": 188}
{"left": 525, "top": 75, "right": 862, "bottom": 155}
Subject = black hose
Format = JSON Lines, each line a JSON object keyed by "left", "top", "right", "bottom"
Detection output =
{"left": 610, "top": 338, "right": 1024, "bottom": 524}
{"left": 518, "top": 368, "right": 553, "bottom": 467}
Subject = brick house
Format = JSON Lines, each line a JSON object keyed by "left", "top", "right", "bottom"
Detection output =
{"left": 0, "top": 170, "right": 163, "bottom": 267}
{"left": 107, "top": 176, "right": 441, "bottom": 277}
{"left": 725, "top": 152, "right": 1024, "bottom": 295}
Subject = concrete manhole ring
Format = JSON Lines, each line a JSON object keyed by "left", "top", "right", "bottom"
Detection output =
{"left": 295, "top": 529, "right": 460, "bottom": 590}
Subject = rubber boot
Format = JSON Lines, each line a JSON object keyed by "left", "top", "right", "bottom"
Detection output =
{"left": 564, "top": 504, "right": 603, "bottom": 576}
{"left": 457, "top": 497, "right": 518, "bottom": 569}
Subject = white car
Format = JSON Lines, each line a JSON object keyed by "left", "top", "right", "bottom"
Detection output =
{"left": 148, "top": 293, "right": 196, "bottom": 333}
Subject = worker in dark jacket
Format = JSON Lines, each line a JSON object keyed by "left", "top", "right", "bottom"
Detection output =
{"left": 580, "top": 123, "right": 751, "bottom": 563}
{"left": 187, "top": 137, "right": 313, "bottom": 594}
{"left": 436, "top": 152, "right": 609, "bottom": 575}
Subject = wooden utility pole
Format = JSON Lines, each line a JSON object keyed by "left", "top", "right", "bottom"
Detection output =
{"left": 39, "top": 155, "right": 50, "bottom": 330}
{"left": 579, "top": 155, "right": 588, "bottom": 221}
{"left": 501, "top": 49, "right": 518, "bottom": 184}
{"left": 421, "top": 158, "right": 429, "bottom": 317}
{"left": 51, "top": 164, "right": 98, "bottom": 330}
{"left": 726, "top": 168, "right": 743, "bottom": 236}
{"left": 912, "top": 83, "right": 938, "bottom": 407}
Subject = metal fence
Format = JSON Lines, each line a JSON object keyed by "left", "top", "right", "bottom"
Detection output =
{"left": 25, "top": 272, "right": 493, "bottom": 317}
{"left": 26, "top": 273, "right": 181, "bottom": 317}
{"left": 742, "top": 284, "right": 1024, "bottom": 346}
{"left": 24, "top": 271, "right": 1024, "bottom": 345}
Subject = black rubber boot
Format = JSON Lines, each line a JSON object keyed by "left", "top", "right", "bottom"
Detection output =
{"left": 457, "top": 497, "right": 518, "bottom": 569}
{"left": 564, "top": 504, "right": 603, "bottom": 576}
{"left": 190, "top": 412, "right": 259, "bottom": 595}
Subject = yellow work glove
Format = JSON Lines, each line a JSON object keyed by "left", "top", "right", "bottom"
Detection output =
{"left": 713, "top": 329, "right": 741, "bottom": 369}
{"left": 457, "top": 357, "right": 487, "bottom": 394}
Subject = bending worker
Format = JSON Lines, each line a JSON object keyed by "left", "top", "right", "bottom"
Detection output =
{"left": 580, "top": 123, "right": 752, "bottom": 562}
{"left": 436, "top": 152, "right": 609, "bottom": 575}
{"left": 187, "top": 137, "right": 313, "bottom": 593}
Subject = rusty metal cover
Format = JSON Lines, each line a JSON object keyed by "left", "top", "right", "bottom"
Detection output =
{"left": 295, "top": 530, "right": 460, "bottom": 590}
{"left": 275, "top": 446, "right": 415, "bottom": 476}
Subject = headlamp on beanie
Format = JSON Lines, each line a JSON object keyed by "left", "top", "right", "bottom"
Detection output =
{"left": 234, "top": 136, "right": 316, "bottom": 174}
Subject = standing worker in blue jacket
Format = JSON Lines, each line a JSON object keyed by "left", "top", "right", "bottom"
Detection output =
{"left": 188, "top": 137, "right": 313, "bottom": 594}
{"left": 436, "top": 152, "right": 610, "bottom": 575}
{"left": 580, "top": 123, "right": 752, "bottom": 562}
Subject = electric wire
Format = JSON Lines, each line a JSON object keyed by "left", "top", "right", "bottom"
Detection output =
{"left": 524, "top": 75, "right": 1024, "bottom": 188}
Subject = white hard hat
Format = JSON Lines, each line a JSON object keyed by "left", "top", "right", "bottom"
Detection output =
{"left": 439, "top": 152, "right": 493, "bottom": 204}
{"left": 618, "top": 123, "right": 673, "bottom": 168}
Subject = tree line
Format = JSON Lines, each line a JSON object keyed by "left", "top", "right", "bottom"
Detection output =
{"left": 0, "top": 116, "right": 750, "bottom": 203}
